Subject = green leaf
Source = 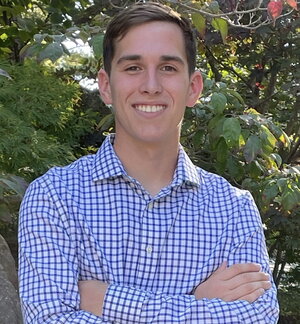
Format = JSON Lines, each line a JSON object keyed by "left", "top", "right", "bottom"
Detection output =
{"left": 244, "top": 134, "right": 262, "bottom": 163}
{"left": 50, "top": 12, "right": 64, "bottom": 24}
{"left": 210, "top": 92, "right": 227, "bottom": 114}
{"left": 227, "top": 156, "right": 244, "bottom": 181}
{"left": 38, "top": 42, "right": 64, "bottom": 62}
{"left": 192, "top": 129, "right": 205, "bottom": 149}
{"left": 216, "top": 138, "right": 228, "bottom": 163}
{"left": 90, "top": 34, "right": 104, "bottom": 59}
{"left": 260, "top": 125, "right": 277, "bottom": 154}
{"left": 226, "top": 89, "right": 244, "bottom": 104}
{"left": 208, "top": 115, "right": 225, "bottom": 144}
{"left": 281, "top": 185, "right": 300, "bottom": 211}
{"left": 212, "top": 18, "right": 228, "bottom": 44}
{"left": 97, "top": 113, "right": 114, "bottom": 131}
{"left": 191, "top": 13, "right": 206, "bottom": 38}
{"left": 223, "top": 117, "right": 241, "bottom": 148}
{"left": 270, "top": 153, "right": 282, "bottom": 168}
{"left": 262, "top": 181, "right": 279, "bottom": 204}
{"left": 249, "top": 160, "right": 264, "bottom": 178}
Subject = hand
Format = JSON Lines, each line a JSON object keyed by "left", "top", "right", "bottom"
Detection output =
{"left": 194, "top": 262, "right": 272, "bottom": 303}
{"left": 78, "top": 280, "right": 108, "bottom": 316}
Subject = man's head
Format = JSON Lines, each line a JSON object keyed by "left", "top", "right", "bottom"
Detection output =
{"left": 103, "top": 2, "right": 197, "bottom": 76}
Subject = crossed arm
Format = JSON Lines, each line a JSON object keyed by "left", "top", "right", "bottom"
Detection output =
{"left": 19, "top": 181, "right": 279, "bottom": 323}
{"left": 79, "top": 262, "right": 272, "bottom": 317}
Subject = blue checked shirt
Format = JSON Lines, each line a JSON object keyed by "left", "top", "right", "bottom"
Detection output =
{"left": 19, "top": 134, "right": 279, "bottom": 323}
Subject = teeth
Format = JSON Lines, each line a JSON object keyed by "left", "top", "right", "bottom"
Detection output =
{"left": 135, "top": 105, "right": 165, "bottom": 113}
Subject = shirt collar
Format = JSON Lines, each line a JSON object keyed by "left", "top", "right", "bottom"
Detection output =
{"left": 92, "top": 134, "right": 126, "bottom": 181}
{"left": 172, "top": 145, "right": 200, "bottom": 187}
{"left": 92, "top": 134, "right": 200, "bottom": 187}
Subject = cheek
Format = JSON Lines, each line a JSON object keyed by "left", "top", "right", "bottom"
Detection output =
{"left": 111, "top": 78, "right": 137, "bottom": 102}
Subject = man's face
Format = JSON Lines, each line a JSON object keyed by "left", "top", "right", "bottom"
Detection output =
{"left": 98, "top": 21, "right": 202, "bottom": 145}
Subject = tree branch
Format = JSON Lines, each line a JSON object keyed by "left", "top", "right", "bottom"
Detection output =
{"left": 166, "top": 0, "right": 299, "bottom": 30}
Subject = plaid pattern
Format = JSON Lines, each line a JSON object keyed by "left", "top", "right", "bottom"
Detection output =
{"left": 18, "top": 134, "right": 279, "bottom": 323}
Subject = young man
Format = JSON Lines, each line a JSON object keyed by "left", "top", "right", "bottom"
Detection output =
{"left": 18, "top": 2, "right": 279, "bottom": 323}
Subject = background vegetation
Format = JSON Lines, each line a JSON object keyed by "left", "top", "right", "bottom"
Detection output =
{"left": 0, "top": 0, "right": 299, "bottom": 322}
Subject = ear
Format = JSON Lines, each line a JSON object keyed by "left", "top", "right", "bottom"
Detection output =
{"left": 186, "top": 71, "right": 203, "bottom": 107}
{"left": 98, "top": 69, "right": 112, "bottom": 105}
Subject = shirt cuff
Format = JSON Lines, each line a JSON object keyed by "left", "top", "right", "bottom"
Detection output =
{"left": 102, "top": 283, "right": 148, "bottom": 323}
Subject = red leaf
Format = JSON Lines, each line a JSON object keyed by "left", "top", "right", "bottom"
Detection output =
{"left": 267, "top": 1, "right": 283, "bottom": 20}
{"left": 286, "top": 0, "right": 298, "bottom": 10}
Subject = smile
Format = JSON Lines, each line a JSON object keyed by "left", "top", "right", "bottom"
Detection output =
{"left": 134, "top": 105, "right": 166, "bottom": 113}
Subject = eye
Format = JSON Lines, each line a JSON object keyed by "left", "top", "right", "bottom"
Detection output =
{"left": 161, "top": 65, "right": 177, "bottom": 72}
{"left": 125, "top": 66, "right": 142, "bottom": 72}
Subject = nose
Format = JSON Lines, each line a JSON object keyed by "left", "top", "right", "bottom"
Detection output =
{"left": 139, "top": 69, "right": 162, "bottom": 95}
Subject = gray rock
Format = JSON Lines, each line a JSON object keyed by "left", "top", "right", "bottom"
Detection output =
{"left": 0, "top": 234, "right": 23, "bottom": 324}
{"left": 0, "top": 234, "right": 18, "bottom": 289}
{"left": 0, "top": 276, "right": 23, "bottom": 324}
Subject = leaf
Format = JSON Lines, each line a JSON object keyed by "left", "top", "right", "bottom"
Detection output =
{"left": 212, "top": 18, "right": 228, "bottom": 44}
{"left": 192, "top": 129, "right": 205, "bottom": 149}
{"left": 262, "top": 181, "right": 279, "bottom": 204}
{"left": 227, "top": 156, "right": 244, "bottom": 181}
{"left": 267, "top": 1, "right": 283, "bottom": 21}
{"left": 226, "top": 89, "right": 244, "bottom": 104}
{"left": 90, "top": 34, "right": 104, "bottom": 59}
{"left": 244, "top": 134, "right": 262, "bottom": 163}
{"left": 286, "top": 0, "right": 298, "bottom": 10}
{"left": 210, "top": 92, "right": 227, "bottom": 114}
{"left": 281, "top": 185, "right": 300, "bottom": 210}
{"left": 216, "top": 137, "right": 228, "bottom": 167}
{"left": 191, "top": 13, "right": 206, "bottom": 38}
{"left": 38, "top": 42, "right": 64, "bottom": 62}
{"left": 260, "top": 124, "right": 277, "bottom": 154}
{"left": 96, "top": 113, "right": 114, "bottom": 131}
{"left": 270, "top": 153, "right": 282, "bottom": 168}
{"left": 223, "top": 117, "right": 241, "bottom": 148}
{"left": 249, "top": 160, "right": 264, "bottom": 178}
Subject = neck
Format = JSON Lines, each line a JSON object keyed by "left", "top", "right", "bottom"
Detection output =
{"left": 113, "top": 135, "right": 179, "bottom": 196}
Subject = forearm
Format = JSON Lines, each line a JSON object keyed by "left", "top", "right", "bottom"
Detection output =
{"left": 21, "top": 303, "right": 111, "bottom": 324}
{"left": 101, "top": 282, "right": 278, "bottom": 323}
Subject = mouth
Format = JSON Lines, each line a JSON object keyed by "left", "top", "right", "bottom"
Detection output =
{"left": 133, "top": 104, "right": 166, "bottom": 113}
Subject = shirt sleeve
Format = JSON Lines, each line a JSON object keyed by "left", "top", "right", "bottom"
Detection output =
{"left": 100, "top": 192, "right": 279, "bottom": 324}
{"left": 18, "top": 180, "right": 113, "bottom": 324}
{"left": 19, "top": 178, "right": 279, "bottom": 323}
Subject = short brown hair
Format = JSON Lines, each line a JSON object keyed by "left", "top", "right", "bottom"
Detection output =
{"left": 103, "top": 2, "right": 197, "bottom": 76}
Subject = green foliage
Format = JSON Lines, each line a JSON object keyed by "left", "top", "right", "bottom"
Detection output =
{"left": 0, "top": 173, "right": 27, "bottom": 224}
{"left": 0, "top": 59, "right": 95, "bottom": 179}
{"left": 0, "top": 0, "right": 299, "bottom": 316}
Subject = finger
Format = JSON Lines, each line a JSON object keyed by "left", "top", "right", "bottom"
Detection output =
{"left": 226, "top": 272, "right": 270, "bottom": 290}
{"left": 223, "top": 280, "right": 272, "bottom": 302}
{"left": 222, "top": 263, "right": 262, "bottom": 280}
{"left": 238, "top": 287, "right": 267, "bottom": 303}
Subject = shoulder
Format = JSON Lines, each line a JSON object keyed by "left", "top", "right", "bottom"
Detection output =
{"left": 198, "top": 167, "right": 250, "bottom": 200}
{"left": 26, "top": 153, "right": 96, "bottom": 197}
{"left": 195, "top": 167, "right": 259, "bottom": 220}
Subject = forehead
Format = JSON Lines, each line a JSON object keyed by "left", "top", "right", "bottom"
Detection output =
{"left": 112, "top": 21, "right": 187, "bottom": 62}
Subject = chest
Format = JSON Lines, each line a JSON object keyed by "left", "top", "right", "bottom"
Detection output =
{"left": 70, "top": 182, "right": 236, "bottom": 294}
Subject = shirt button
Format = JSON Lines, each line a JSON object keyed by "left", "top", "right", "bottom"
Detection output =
{"left": 146, "top": 245, "right": 153, "bottom": 254}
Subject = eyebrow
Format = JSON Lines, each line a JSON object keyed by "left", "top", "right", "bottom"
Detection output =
{"left": 116, "top": 54, "right": 185, "bottom": 65}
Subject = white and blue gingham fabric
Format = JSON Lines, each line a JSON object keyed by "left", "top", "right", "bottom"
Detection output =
{"left": 18, "top": 134, "right": 279, "bottom": 323}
